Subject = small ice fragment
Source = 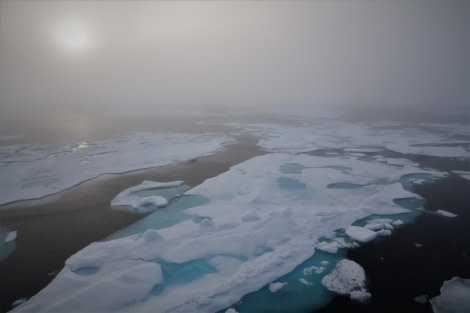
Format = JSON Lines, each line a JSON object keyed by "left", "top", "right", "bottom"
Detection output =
{"left": 303, "top": 266, "right": 326, "bottom": 275}
{"left": 4, "top": 231, "right": 17, "bottom": 243}
{"left": 299, "top": 278, "right": 313, "bottom": 286}
{"left": 415, "top": 243, "right": 423, "bottom": 248}
{"left": 365, "top": 223, "right": 384, "bottom": 230}
{"left": 12, "top": 298, "right": 27, "bottom": 308}
{"left": 225, "top": 309, "right": 238, "bottom": 313}
{"left": 414, "top": 295, "right": 428, "bottom": 304}
{"left": 392, "top": 220, "right": 404, "bottom": 227}
{"left": 430, "top": 277, "right": 470, "bottom": 313}
{"left": 269, "top": 282, "right": 287, "bottom": 293}
{"left": 350, "top": 290, "right": 372, "bottom": 303}
{"left": 377, "top": 229, "right": 392, "bottom": 236}
{"left": 316, "top": 241, "right": 338, "bottom": 254}
{"left": 435, "top": 210, "right": 457, "bottom": 218}
{"left": 321, "top": 259, "right": 369, "bottom": 300}
{"left": 320, "top": 261, "right": 329, "bottom": 267}
{"left": 345, "top": 226, "right": 377, "bottom": 243}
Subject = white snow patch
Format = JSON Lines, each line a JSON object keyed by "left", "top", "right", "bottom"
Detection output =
{"left": 345, "top": 226, "right": 377, "bottom": 243}
{"left": 269, "top": 282, "right": 287, "bottom": 293}
{"left": 430, "top": 277, "right": 470, "bottom": 313}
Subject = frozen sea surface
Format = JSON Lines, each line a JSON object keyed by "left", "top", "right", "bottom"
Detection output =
{"left": 0, "top": 132, "right": 233, "bottom": 206}
{"left": 6, "top": 114, "right": 469, "bottom": 313}
{"left": 12, "top": 151, "right": 444, "bottom": 313}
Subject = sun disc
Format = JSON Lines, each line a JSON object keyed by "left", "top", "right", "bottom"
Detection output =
{"left": 55, "top": 21, "right": 91, "bottom": 53}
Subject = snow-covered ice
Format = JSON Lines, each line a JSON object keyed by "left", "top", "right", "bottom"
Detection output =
{"left": 430, "top": 277, "right": 470, "bottom": 313}
{"left": 269, "top": 282, "right": 287, "bottom": 293}
{"left": 453, "top": 170, "right": 470, "bottom": 180}
{"left": 0, "top": 132, "right": 233, "bottom": 205}
{"left": 345, "top": 226, "right": 378, "bottom": 243}
{"left": 110, "top": 181, "right": 186, "bottom": 213}
{"left": 321, "top": 259, "right": 370, "bottom": 303}
{"left": 12, "top": 151, "right": 444, "bottom": 313}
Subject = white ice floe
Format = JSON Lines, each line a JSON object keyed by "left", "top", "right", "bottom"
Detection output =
{"left": 237, "top": 119, "right": 469, "bottom": 157}
{"left": 430, "top": 277, "right": 470, "bottom": 313}
{"left": 110, "top": 181, "right": 185, "bottom": 213}
{"left": 0, "top": 132, "right": 232, "bottom": 206}
{"left": 4, "top": 231, "right": 17, "bottom": 243}
{"left": 321, "top": 259, "right": 370, "bottom": 302}
{"left": 269, "top": 282, "right": 287, "bottom": 293}
{"left": 303, "top": 265, "right": 326, "bottom": 275}
{"left": 345, "top": 226, "right": 378, "bottom": 243}
{"left": 13, "top": 152, "right": 445, "bottom": 313}
{"left": 414, "top": 294, "right": 428, "bottom": 304}
{"left": 435, "top": 210, "right": 458, "bottom": 218}
{"left": 299, "top": 278, "right": 313, "bottom": 286}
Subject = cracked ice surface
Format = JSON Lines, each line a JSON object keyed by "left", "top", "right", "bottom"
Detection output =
{"left": 0, "top": 132, "right": 233, "bottom": 206}
{"left": 12, "top": 152, "right": 445, "bottom": 313}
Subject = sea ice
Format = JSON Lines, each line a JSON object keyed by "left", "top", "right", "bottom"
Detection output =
{"left": 453, "top": 170, "right": 470, "bottom": 180}
{"left": 269, "top": 282, "right": 287, "bottom": 293}
{"left": 110, "top": 180, "right": 185, "bottom": 213}
{"left": 345, "top": 226, "right": 377, "bottom": 243}
{"left": 12, "top": 152, "right": 445, "bottom": 313}
{"left": 4, "top": 231, "right": 17, "bottom": 243}
{"left": 299, "top": 278, "right": 313, "bottom": 286}
{"left": 0, "top": 132, "right": 232, "bottom": 205}
{"left": 435, "top": 210, "right": 458, "bottom": 218}
{"left": 430, "top": 277, "right": 470, "bottom": 313}
{"left": 321, "top": 259, "right": 370, "bottom": 302}
{"left": 414, "top": 294, "right": 428, "bottom": 304}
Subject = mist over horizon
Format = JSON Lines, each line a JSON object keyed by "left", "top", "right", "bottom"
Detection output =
{"left": 1, "top": 0, "right": 469, "bottom": 123}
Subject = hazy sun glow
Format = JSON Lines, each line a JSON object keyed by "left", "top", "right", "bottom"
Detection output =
{"left": 54, "top": 21, "right": 92, "bottom": 53}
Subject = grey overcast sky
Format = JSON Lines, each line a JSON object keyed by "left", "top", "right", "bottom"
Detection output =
{"left": 0, "top": 0, "right": 469, "bottom": 116}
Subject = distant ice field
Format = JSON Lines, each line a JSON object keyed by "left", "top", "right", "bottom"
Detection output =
{"left": 0, "top": 132, "right": 234, "bottom": 206}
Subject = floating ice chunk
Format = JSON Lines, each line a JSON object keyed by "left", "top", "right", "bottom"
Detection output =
{"left": 392, "top": 220, "right": 404, "bottom": 227}
{"left": 269, "top": 282, "right": 287, "bottom": 293}
{"left": 111, "top": 181, "right": 184, "bottom": 212}
{"left": 11, "top": 298, "right": 27, "bottom": 308}
{"left": 430, "top": 277, "right": 470, "bottom": 313}
{"left": 435, "top": 210, "right": 458, "bottom": 218}
{"left": 321, "top": 259, "right": 369, "bottom": 302}
{"left": 345, "top": 226, "right": 377, "bottom": 243}
{"left": 415, "top": 243, "right": 423, "bottom": 248}
{"left": 299, "top": 278, "right": 313, "bottom": 286}
{"left": 414, "top": 294, "right": 428, "bottom": 304}
{"left": 303, "top": 266, "right": 326, "bottom": 275}
{"left": 4, "top": 231, "right": 17, "bottom": 243}
{"left": 225, "top": 309, "right": 238, "bottom": 313}
{"left": 386, "top": 158, "right": 419, "bottom": 167}
{"left": 320, "top": 261, "right": 329, "bottom": 267}
{"left": 350, "top": 290, "right": 372, "bottom": 303}
{"left": 377, "top": 229, "right": 392, "bottom": 236}
{"left": 316, "top": 242, "right": 339, "bottom": 254}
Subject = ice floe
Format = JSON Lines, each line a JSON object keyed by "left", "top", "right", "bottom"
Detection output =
{"left": 0, "top": 132, "right": 232, "bottom": 206}
{"left": 110, "top": 181, "right": 186, "bottom": 213}
{"left": 12, "top": 152, "right": 445, "bottom": 313}
{"left": 435, "top": 209, "right": 458, "bottom": 218}
{"left": 345, "top": 226, "right": 378, "bottom": 243}
{"left": 4, "top": 231, "right": 17, "bottom": 244}
{"left": 321, "top": 259, "right": 370, "bottom": 303}
{"left": 453, "top": 170, "right": 470, "bottom": 180}
{"left": 269, "top": 282, "right": 287, "bottom": 293}
{"left": 430, "top": 277, "right": 470, "bottom": 313}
